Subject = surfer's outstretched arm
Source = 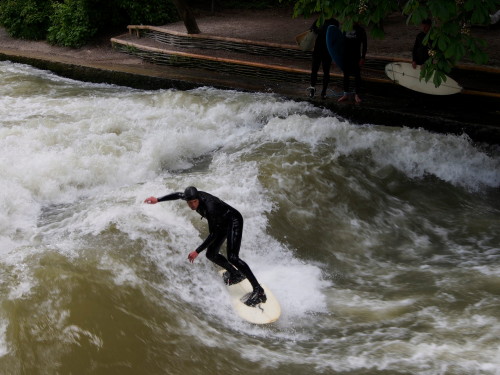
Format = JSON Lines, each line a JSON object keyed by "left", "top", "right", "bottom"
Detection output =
{"left": 144, "top": 192, "right": 184, "bottom": 204}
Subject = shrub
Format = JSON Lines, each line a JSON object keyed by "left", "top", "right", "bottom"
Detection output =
{"left": 46, "top": 0, "right": 97, "bottom": 48}
{"left": 0, "top": 0, "right": 53, "bottom": 40}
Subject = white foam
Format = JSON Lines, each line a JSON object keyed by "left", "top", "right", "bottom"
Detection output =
{"left": 338, "top": 127, "right": 500, "bottom": 190}
{"left": 262, "top": 114, "right": 500, "bottom": 191}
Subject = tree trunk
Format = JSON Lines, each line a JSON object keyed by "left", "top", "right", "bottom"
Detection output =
{"left": 170, "top": 0, "right": 201, "bottom": 34}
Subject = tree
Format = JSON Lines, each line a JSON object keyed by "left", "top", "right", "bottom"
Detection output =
{"left": 289, "top": 0, "right": 500, "bottom": 86}
{"left": 170, "top": 0, "right": 200, "bottom": 34}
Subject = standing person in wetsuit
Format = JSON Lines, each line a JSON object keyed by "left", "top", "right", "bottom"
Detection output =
{"left": 307, "top": 17, "right": 340, "bottom": 99}
{"left": 144, "top": 186, "right": 266, "bottom": 307}
{"left": 412, "top": 19, "right": 432, "bottom": 69}
{"left": 338, "top": 22, "right": 367, "bottom": 104}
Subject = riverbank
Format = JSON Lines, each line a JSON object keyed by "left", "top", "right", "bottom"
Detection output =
{"left": 1, "top": 8, "right": 499, "bottom": 144}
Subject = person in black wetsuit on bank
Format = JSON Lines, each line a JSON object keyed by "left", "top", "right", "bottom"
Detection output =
{"left": 144, "top": 186, "right": 266, "bottom": 307}
{"left": 338, "top": 22, "right": 367, "bottom": 104}
{"left": 307, "top": 17, "right": 340, "bottom": 99}
{"left": 412, "top": 18, "right": 432, "bottom": 69}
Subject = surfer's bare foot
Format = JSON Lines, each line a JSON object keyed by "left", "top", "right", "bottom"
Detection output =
{"left": 355, "top": 94, "right": 362, "bottom": 103}
{"left": 338, "top": 95, "right": 349, "bottom": 102}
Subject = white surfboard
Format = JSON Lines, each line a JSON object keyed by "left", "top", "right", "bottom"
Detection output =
{"left": 219, "top": 270, "right": 281, "bottom": 324}
{"left": 385, "top": 62, "right": 462, "bottom": 95}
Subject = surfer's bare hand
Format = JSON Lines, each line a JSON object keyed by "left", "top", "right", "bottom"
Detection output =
{"left": 188, "top": 251, "right": 198, "bottom": 263}
{"left": 144, "top": 196, "right": 158, "bottom": 204}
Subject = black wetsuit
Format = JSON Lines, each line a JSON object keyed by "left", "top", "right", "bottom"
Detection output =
{"left": 310, "top": 18, "right": 340, "bottom": 96}
{"left": 342, "top": 24, "right": 367, "bottom": 94}
{"left": 158, "top": 191, "right": 260, "bottom": 290}
{"left": 412, "top": 31, "right": 430, "bottom": 65}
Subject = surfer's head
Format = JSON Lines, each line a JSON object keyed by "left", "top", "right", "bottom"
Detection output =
{"left": 183, "top": 186, "right": 199, "bottom": 210}
{"left": 183, "top": 186, "right": 199, "bottom": 200}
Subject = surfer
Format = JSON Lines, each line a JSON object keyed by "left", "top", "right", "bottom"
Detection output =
{"left": 338, "top": 22, "right": 367, "bottom": 104}
{"left": 307, "top": 17, "right": 340, "bottom": 99}
{"left": 412, "top": 19, "right": 432, "bottom": 69}
{"left": 144, "top": 186, "right": 267, "bottom": 307}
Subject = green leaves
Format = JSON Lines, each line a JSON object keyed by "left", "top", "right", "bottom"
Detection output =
{"left": 0, "top": 0, "right": 52, "bottom": 40}
{"left": 47, "top": 0, "right": 95, "bottom": 48}
{"left": 444, "top": 42, "right": 465, "bottom": 61}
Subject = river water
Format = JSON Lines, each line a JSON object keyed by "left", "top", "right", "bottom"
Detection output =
{"left": 0, "top": 61, "right": 499, "bottom": 375}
